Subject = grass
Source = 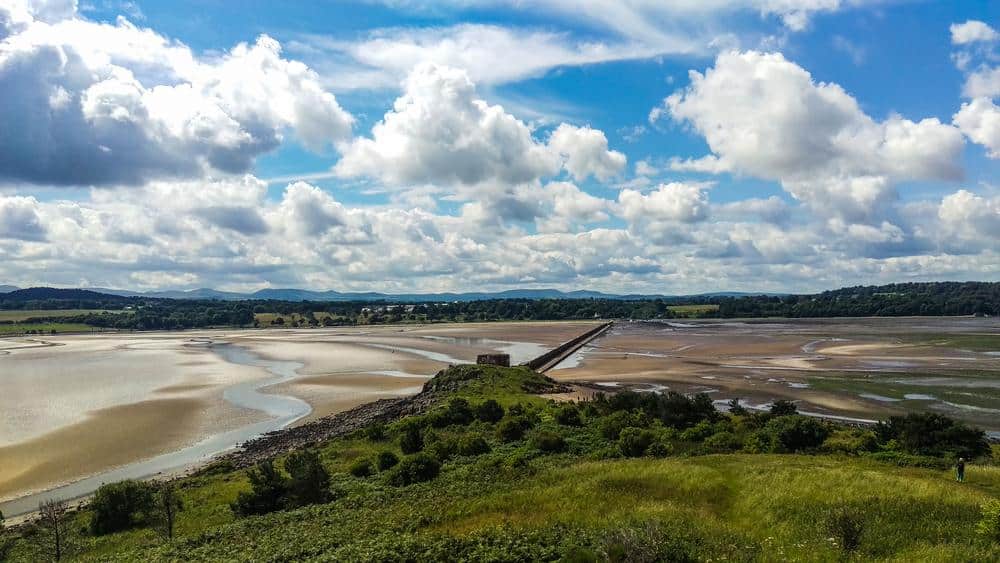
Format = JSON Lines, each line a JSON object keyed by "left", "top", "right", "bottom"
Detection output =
{"left": 896, "top": 333, "right": 1000, "bottom": 352}
{"left": 0, "top": 322, "right": 97, "bottom": 335}
{"left": 253, "top": 312, "right": 343, "bottom": 326}
{"left": 7, "top": 365, "right": 1000, "bottom": 562}
{"left": 0, "top": 309, "right": 123, "bottom": 322}
{"left": 43, "top": 453, "right": 1000, "bottom": 562}
{"left": 667, "top": 304, "right": 720, "bottom": 316}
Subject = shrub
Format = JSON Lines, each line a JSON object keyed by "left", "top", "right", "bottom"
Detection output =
{"left": 400, "top": 424, "right": 424, "bottom": 454}
{"left": 458, "top": 435, "right": 491, "bottom": 456}
{"left": 824, "top": 507, "right": 864, "bottom": 552}
{"left": 386, "top": 454, "right": 441, "bottom": 486}
{"left": 769, "top": 400, "right": 798, "bottom": 417}
{"left": 977, "top": 499, "right": 1000, "bottom": 542}
{"left": 349, "top": 459, "right": 374, "bottom": 478}
{"left": 426, "top": 434, "right": 459, "bottom": 462}
{"left": 875, "top": 412, "right": 989, "bottom": 458}
{"left": 761, "top": 415, "right": 830, "bottom": 453}
{"left": 822, "top": 429, "right": 879, "bottom": 454}
{"left": 645, "top": 441, "right": 673, "bottom": 457}
{"left": 475, "top": 399, "right": 505, "bottom": 423}
{"left": 376, "top": 451, "right": 400, "bottom": 471}
{"left": 618, "top": 427, "right": 656, "bottom": 457}
{"left": 366, "top": 422, "right": 387, "bottom": 441}
{"left": 498, "top": 416, "right": 532, "bottom": 442}
{"left": 862, "top": 451, "right": 950, "bottom": 470}
{"left": 703, "top": 431, "right": 742, "bottom": 452}
{"left": 430, "top": 398, "right": 476, "bottom": 428}
{"left": 555, "top": 404, "right": 583, "bottom": 426}
{"left": 679, "top": 420, "right": 716, "bottom": 442}
{"left": 285, "top": 449, "right": 332, "bottom": 505}
{"left": 598, "top": 410, "right": 645, "bottom": 440}
{"left": 89, "top": 480, "right": 156, "bottom": 535}
{"left": 231, "top": 460, "right": 288, "bottom": 516}
{"left": 530, "top": 430, "right": 567, "bottom": 453}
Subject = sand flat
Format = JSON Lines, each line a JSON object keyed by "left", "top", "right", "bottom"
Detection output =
{"left": 0, "top": 322, "right": 580, "bottom": 505}
{"left": 0, "top": 398, "right": 211, "bottom": 500}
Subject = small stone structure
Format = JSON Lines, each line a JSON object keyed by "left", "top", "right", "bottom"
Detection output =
{"left": 476, "top": 353, "right": 511, "bottom": 367}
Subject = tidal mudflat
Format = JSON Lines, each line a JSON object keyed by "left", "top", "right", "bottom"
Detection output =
{"left": 550, "top": 317, "right": 1000, "bottom": 433}
{"left": 0, "top": 322, "right": 595, "bottom": 515}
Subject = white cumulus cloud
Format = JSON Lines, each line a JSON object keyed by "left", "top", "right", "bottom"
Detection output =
{"left": 0, "top": 2, "right": 353, "bottom": 186}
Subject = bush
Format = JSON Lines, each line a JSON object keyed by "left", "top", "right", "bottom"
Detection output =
{"left": 426, "top": 434, "right": 459, "bottom": 462}
{"left": 430, "top": 398, "right": 476, "bottom": 428}
{"left": 349, "top": 459, "right": 374, "bottom": 478}
{"left": 618, "top": 427, "right": 656, "bottom": 457}
{"left": 555, "top": 404, "right": 583, "bottom": 426}
{"left": 679, "top": 420, "right": 716, "bottom": 442}
{"left": 862, "top": 451, "right": 951, "bottom": 470}
{"left": 231, "top": 460, "right": 288, "bottom": 516}
{"left": 977, "top": 499, "right": 1000, "bottom": 542}
{"left": 386, "top": 454, "right": 441, "bottom": 486}
{"left": 89, "top": 480, "right": 156, "bottom": 535}
{"left": 645, "top": 441, "right": 673, "bottom": 457}
{"left": 530, "top": 430, "right": 567, "bottom": 453}
{"left": 824, "top": 507, "right": 864, "bottom": 552}
{"left": 285, "top": 449, "right": 332, "bottom": 505}
{"left": 376, "top": 451, "right": 400, "bottom": 471}
{"left": 458, "top": 435, "right": 491, "bottom": 456}
{"left": 366, "top": 423, "right": 387, "bottom": 441}
{"left": 598, "top": 410, "right": 646, "bottom": 440}
{"left": 475, "top": 399, "right": 505, "bottom": 423}
{"left": 769, "top": 400, "right": 798, "bottom": 417}
{"left": 400, "top": 424, "right": 424, "bottom": 454}
{"left": 598, "top": 390, "right": 718, "bottom": 430}
{"left": 822, "top": 429, "right": 879, "bottom": 454}
{"left": 875, "top": 412, "right": 990, "bottom": 458}
{"left": 760, "top": 415, "right": 830, "bottom": 453}
{"left": 703, "top": 431, "right": 742, "bottom": 452}
{"left": 498, "top": 416, "right": 532, "bottom": 442}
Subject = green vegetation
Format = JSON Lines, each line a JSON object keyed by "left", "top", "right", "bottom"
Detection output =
{"left": 3, "top": 282, "right": 996, "bottom": 334}
{"left": 0, "top": 322, "right": 95, "bottom": 335}
{"left": 0, "top": 309, "right": 123, "bottom": 322}
{"left": 4, "top": 365, "right": 1000, "bottom": 561}
{"left": 666, "top": 303, "right": 720, "bottom": 316}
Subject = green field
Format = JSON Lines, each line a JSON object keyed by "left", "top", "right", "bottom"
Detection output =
{"left": 0, "top": 322, "right": 96, "bottom": 335}
{"left": 667, "top": 303, "right": 720, "bottom": 316}
{"left": 0, "top": 310, "right": 121, "bottom": 322}
{"left": 253, "top": 311, "right": 343, "bottom": 326}
{"left": 5, "top": 365, "right": 999, "bottom": 562}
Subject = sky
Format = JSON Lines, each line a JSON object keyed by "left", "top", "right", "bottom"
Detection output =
{"left": 0, "top": 0, "right": 998, "bottom": 294}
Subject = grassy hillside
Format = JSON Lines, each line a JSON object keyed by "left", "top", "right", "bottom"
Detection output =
{"left": 5, "top": 366, "right": 999, "bottom": 562}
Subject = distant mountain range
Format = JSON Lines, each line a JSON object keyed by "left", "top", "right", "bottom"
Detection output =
{"left": 0, "top": 285, "right": 773, "bottom": 302}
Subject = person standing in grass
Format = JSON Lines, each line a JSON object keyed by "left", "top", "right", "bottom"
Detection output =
{"left": 956, "top": 457, "right": 966, "bottom": 483}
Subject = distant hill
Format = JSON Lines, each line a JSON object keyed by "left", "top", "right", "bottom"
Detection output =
{"left": 0, "top": 285, "right": 18, "bottom": 293}
{"left": 0, "top": 287, "right": 130, "bottom": 301}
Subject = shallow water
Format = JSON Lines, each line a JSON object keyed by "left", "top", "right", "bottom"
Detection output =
{"left": 0, "top": 344, "right": 311, "bottom": 517}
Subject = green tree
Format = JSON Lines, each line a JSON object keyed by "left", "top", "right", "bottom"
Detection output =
{"left": 90, "top": 480, "right": 156, "bottom": 535}
{"left": 231, "top": 460, "right": 288, "bottom": 516}
{"left": 285, "top": 449, "right": 332, "bottom": 506}
{"left": 154, "top": 482, "right": 183, "bottom": 541}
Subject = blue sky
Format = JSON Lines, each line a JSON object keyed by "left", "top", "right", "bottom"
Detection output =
{"left": 0, "top": 0, "right": 998, "bottom": 293}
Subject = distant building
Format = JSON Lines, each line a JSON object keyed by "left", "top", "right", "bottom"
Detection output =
{"left": 476, "top": 353, "right": 510, "bottom": 367}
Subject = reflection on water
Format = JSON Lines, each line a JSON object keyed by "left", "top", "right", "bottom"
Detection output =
{"left": 1, "top": 344, "right": 311, "bottom": 517}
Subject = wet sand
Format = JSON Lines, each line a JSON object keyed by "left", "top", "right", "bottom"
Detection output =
{"left": 550, "top": 318, "right": 1000, "bottom": 428}
{"left": 0, "top": 322, "right": 597, "bottom": 508}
